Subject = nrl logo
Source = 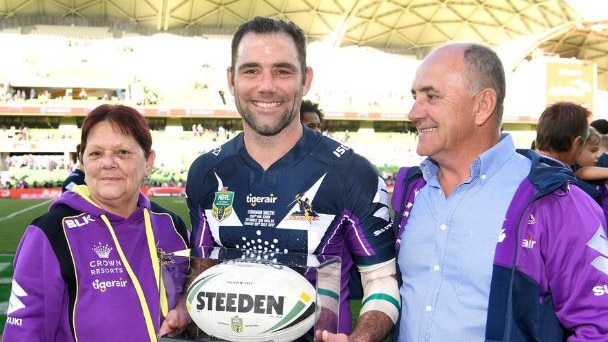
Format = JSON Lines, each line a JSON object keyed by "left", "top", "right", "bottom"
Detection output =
{"left": 230, "top": 315, "right": 244, "bottom": 333}
{"left": 213, "top": 188, "right": 234, "bottom": 221}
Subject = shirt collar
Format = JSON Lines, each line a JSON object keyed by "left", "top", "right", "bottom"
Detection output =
{"left": 535, "top": 153, "right": 571, "bottom": 169}
{"left": 420, "top": 133, "right": 517, "bottom": 185}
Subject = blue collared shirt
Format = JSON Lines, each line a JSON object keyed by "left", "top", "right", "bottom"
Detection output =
{"left": 397, "top": 134, "right": 531, "bottom": 341}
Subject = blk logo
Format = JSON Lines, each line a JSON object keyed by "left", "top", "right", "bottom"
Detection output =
{"left": 65, "top": 215, "right": 95, "bottom": 229}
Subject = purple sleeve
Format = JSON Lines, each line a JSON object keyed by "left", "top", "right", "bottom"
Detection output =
{"left": 535, "top": 189, "right": 608, "bottom": 340}
{"left": 3, "top": 226, "right": 73, "bottom": 341}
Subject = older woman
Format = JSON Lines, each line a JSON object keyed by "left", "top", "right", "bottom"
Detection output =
{"left": 3, "top": 104, "right": 190, "bottom": 341}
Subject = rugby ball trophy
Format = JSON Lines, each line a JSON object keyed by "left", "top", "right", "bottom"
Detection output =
{"left": 186, "top": 260, "right": 317, "bottom": 342}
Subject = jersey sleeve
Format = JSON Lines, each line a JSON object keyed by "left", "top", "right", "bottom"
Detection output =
{"left": 340, "top": 154, "right": 400, "bottom": 322}
{"left": 3, "top": 226, "right": 73, "bottom": 341}
{"left": 342, "top": 154, "right": 395, "bottom": 266}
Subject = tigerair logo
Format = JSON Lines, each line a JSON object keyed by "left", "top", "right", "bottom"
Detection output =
{"left": 65, "top": 214, "right": 95, "bottom": 228}
{"left": 247, "top": 193, "right": 277, "bottom": 206}
{"left": 93, "top": 277, "right": 128, "bottom": 292}
{"left": 92, "top": 243, "right": 112, "bottom": 258}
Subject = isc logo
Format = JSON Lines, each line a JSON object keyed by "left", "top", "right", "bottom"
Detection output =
{"left": 65, "top": 215, "right": 96, "bottom": 229}
{"left": 332, "top": 144, "right": 350, "bottom": 158}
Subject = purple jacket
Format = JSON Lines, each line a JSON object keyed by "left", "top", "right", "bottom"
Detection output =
{"left": 3, "top": 190, "right": 189, "bottom": 341}
{"left": 392, "top": 150, "right": 608, "bottom": 341}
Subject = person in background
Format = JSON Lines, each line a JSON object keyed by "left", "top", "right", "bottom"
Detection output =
{"left": 300, "top": 98, "right": 324, "bottom": 132}
{"left": 573, "top": 126, "right": 608, "bottom": 181}
{"left": 181, "top": 16, "right": 398, "bottom": 342}
{"left": 590, "top": 118, "right": 608, "bottom": 135}
{"left": 3, "top": 104, "right": 190, "bottom": 341}
{"left": 534, "top": 101, "right": 604, "bottom": 205}
{"left": 572, "top": 125, "right": 608, "bottom": 222}
{"left": 535, "top": 101, "right": 590, "bottom": 168}
{"left": 393, "top": 42, "right": 608, "bottom": 341}
{"left": 590, "top": 118, "right": 608, "bottom": 167}
{"left": 61, "top": 143, "right": 86, "bottom": 192}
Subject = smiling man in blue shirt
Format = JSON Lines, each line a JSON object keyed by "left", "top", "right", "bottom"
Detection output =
{"left": 392, "top": 42, "right": 608, "bottom": 341}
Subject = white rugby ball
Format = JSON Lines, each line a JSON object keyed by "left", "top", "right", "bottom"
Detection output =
{"left": 186, "top": 261, "right": 317, "bottom": 342}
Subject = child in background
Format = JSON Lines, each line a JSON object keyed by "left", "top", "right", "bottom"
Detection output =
{"left": 572, "top": 125, "right": 608, "bottom": 223}
{"left": 573, "top": 126, "right": 608, "bottom": 182}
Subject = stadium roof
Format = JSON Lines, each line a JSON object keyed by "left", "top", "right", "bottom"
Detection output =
{"left": 1, "top": 0, "right": 607, "bottom": 87}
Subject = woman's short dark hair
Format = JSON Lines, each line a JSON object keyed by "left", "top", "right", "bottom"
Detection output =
{"left": 79, "top": 104, "right": 152, "bottom": 162}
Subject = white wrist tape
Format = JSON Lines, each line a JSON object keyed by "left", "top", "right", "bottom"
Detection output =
{"left": 358, "top": 259, "right": 401, "bottom": 323}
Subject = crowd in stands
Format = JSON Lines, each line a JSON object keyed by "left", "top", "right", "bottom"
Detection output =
{"left": 1, "top": 125, "right": 30, "bottom": 140}
{"left": 0, "top": 29, "right": 417, "bottom": 113}
{"left": 0, "top": 83, "right": 53, "bottom": 104}
{"left": 0, "top": 128, "right": 409, "bottom": 190}
{"left": 0, "top": 150, "right": 191, "bottom": 190}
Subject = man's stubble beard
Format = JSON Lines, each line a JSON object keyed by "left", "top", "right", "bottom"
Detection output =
{"left": 235, "top": 91, "right": 301, "bottom": 137}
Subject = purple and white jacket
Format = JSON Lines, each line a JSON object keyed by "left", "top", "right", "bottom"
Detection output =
{"left": 392, "top": 149, "right": 608, "bottom": 341}
{"left": 3, "top": 189, "right": 189, "bottom": 341}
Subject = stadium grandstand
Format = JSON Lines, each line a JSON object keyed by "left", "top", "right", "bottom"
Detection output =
{"left": 1, "top": 0, "right": 608, "bottom": 189}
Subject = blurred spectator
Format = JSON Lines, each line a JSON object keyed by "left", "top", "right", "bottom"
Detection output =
{"left": 300, "top": 99, "right": 324, "bottom": 132}
{"left": 61, "top": 144, "right": 86, "bottom": 192}
{"left": 535, "top": 101, "right": 603, "bottom": 205}
{"left": 591, "top": 118, "right": 608, "bottom": 167}
{"left": 590, "top": 119, "right": 608, "bottom": 135}
{"left": 572, "top": 125, "right": 608, "bottom": 222}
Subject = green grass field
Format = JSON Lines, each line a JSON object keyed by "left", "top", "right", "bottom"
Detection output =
{"left": 0, "top": 197, "right": 190, "bottom": 254}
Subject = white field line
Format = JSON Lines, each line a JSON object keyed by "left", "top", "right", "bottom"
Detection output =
{"left": 0, "top": 199, "right": 52, "bottom": 222}
{"left": 0, "top": 262, "right": 11, "bottom": 317}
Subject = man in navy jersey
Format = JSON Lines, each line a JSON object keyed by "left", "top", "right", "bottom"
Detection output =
{"left": 183, "top": 16, "right": 399, "bottom": 342}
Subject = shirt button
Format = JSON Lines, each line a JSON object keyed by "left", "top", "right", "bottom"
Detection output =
{"left": 433, "top": 264, "right": 440, "bottom": 271}
{"left": 425, "top": 305, "right": 432, "bottom": 312}
{"left": 481, "top": 174, "right": 487, "bottom": 180}
{"left": 440, "top": 224, "right": 447, "bottom": 231}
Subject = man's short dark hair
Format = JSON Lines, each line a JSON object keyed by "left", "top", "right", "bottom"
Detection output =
{"left": 535, "top": 101, "right": 590, "bottom": 152}
{"left": 230, "top": 16, "right": 308, "bottom": 84}
{"left": 300, "top": 99, "right": 324, "bottom": 122}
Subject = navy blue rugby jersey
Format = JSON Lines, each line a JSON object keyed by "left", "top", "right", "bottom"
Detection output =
{"left": 185, "top": 128, "right": 394, "bottom": 331}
